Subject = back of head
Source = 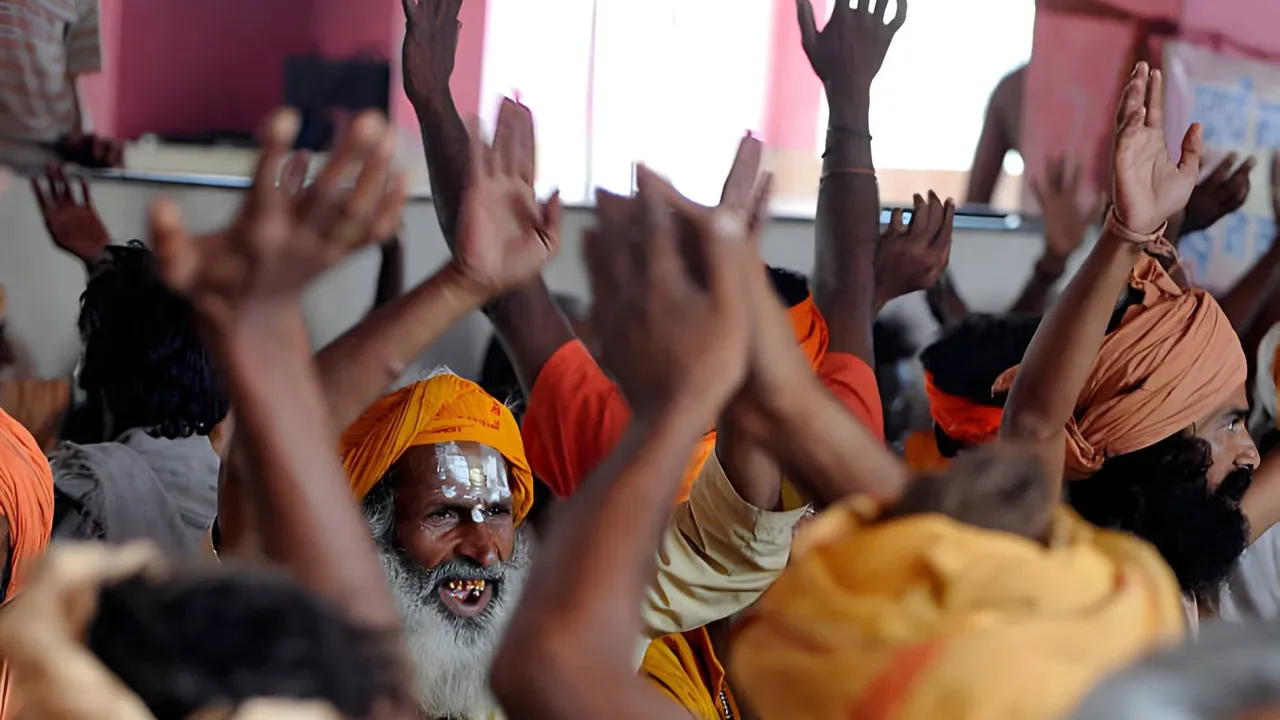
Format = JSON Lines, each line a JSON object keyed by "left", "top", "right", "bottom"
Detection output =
{"left": 76, "top": 242, "right": 228, "bottom": 440}
{"left": 919, "top": 313, "right": 1040, "bottom": 456}
{"left": 88, "top": 567, "right": 400, "bottom": 720}
{"left": 919, "top": 312, "right": 1041, "bottom": 406}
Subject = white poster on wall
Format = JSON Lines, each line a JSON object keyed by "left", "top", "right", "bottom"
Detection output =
{"left": 1165, "top": 40, "right": 1280, "bottom": 292}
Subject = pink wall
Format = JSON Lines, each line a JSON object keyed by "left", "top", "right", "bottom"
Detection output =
{"left": 90, "top": 0, "right": 486, "bottom": 141}
{"left": 762, "top": 0, "right": 827, "bottom": 151}
{"left": 114, "top": 0, "right": 318, "bottom": 139}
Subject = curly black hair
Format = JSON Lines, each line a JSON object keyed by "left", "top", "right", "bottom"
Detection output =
{"left": 88, "top": 568, "right": 403, "bottom": 720}
{"left": 919, "top": 312, "right": 1041, "bottom": 457}
{"left": 1067, "top": 432, "right": 1252, "bottom": 602}
{"left": 72, "top": 242, "right": 228, "bottom": 441}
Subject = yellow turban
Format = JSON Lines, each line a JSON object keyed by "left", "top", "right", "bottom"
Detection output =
{"left": 732, "top": 503, "right": 1185, "bottom": 720}
{"left": 340, "top": 375, "right": 534, "bottom": 525}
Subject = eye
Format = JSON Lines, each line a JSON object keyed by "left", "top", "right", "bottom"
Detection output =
{"left": 423, "top": 508, "right": 458, "bottom": 526}
{"left": 486, "top": 506, "right": 510, "bottom": 518}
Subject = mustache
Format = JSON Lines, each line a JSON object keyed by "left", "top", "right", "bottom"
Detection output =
{"left": 422, "top": 558, "right": 509, "bottom": 589}
{"left": 1217, "top": 465, "right": 1253, "bottom": 505}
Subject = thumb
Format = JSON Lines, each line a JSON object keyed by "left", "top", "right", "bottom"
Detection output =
{"left": 796, "top": 0, "right": 818, "bottom": 53}
{"left": 148, "top": 198, "right": 198, "bottom": 295}
{"left": 1177, "top": 123, "right": 1204, "bottom": 177}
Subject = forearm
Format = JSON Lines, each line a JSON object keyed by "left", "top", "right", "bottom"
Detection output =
{"left": 926, "top": 271, "right": 969, "bottom": 327}
{"left": 716, "top": 420, "right": 783, "bottom": 511}
{"left": 217, "top": 309, "right": 402, "bottom": 633}
{"left": 486, "top": 281, "right": 576, "bottom": 395}
{"left": 763, "top": 373, "right": 907, "bottom": 506}
{"left": 1008, "top": 254, "right": 1065, "bottom": 315}
{"left": 495, "top": 404, "right": 706, "bottom": 718}
{"left": 315, "top": 263, "right": 483, "bottom": 433}
{"left": 1001, "top": 229, "right": 1144, "bottom": 441}
{"left": 812, "top": 94, "right": 877, "bottom": 365}
{"left": 371, "top": 238, "right": 404, "bottom": 310}
{"left": 414, "top": 93, "right": 472, "bottom": 244}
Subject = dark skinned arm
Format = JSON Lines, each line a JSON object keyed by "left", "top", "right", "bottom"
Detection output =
{"left": 926, "top": 271, "right": 970, "bottom": 327}
{"left": 371, "top": 237, "right": 404, "bottom": 310}
{"left": 1007, "top": 253, "right": 1067, "bottom": 315}
{"left": 966, "top": 91, "right": 1012, "bottom": 206}
{"left": 1000, "top": 229, "right": 1144, "bottom": 487}
{"left": 492, "top": 409, "right": 704, "bottom": 720}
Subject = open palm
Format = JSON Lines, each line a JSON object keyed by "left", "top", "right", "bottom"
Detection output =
{"left": 453, "top": 123, "right": 560, "bottom": 297}
{"left": 1111, "top": 63, "right": 1201, "bottom": 235}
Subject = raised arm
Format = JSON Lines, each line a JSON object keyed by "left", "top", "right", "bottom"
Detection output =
{"left": 402, "top": 0, "right": 573, "bottom": 391}
{"left": 150, "top": 110, "right": 412, "bottom": 662}
{"left": 315, "top": 117, "right": 559, "bottom": 433}
{"left": 798, "top": 0, "right": 905, "bottom": 365}
{"left": 492, "top": 169, "right": 752, "bottom": 720}
{"left": 1000, "top": 64, "right": 1202, "bottom": 490}
{"left": 1009, "top": 156, "right": 1101, "bottom": 315}
{"left": 873, "top": 191, "right": 956, "bottom": 314}
{"left": 371, "top": 237, "right": 404, "bottom": 310}
{"left": 1179, "top": 153, "right": 1254, "bottom": 241}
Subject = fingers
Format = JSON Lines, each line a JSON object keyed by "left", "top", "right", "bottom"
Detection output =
{"left": 1145, "top": 68, "right": 1164, "bottom": 130}
{"left": 888, "top": 207, "right": 906, "bottom": 234}
{"left": 76, "top": 175, "right": 91, "bottom": 206}
{"left": 279, "top": 151, "right": 310, "bottom": 197}
{"left": 905, "top": 193, "right": 926, "bottom": 234}
{"left": 747, "top": 173, "right": 774, "bottom": 239}
{"left": 540, "top": 189, "right": 563, "bottom": 249}
{"left": 50, "top": 165, "right": 71, "bottom": 204}
{"left": 148, "top": 197, "right": 199, "bottom": 295}
{"left": 1206, "top": 152, "right": 1238, "bottom": 185}
{"left": 1177, "top": 123, "right": 1204, "bottom": 176}
{"left": 367, "top": 173, "right": 410, "bottom": 243}
{"left": 795, "top": 0, "right": 818, "bottom": 54}
{"left": 251, "top": 109, "right": 301, "bottom": 209}
{"left": 889, "top": 0, "right": 908, "bottom": 31}
{"left": 344, "top": 132, "right": 399, "bottom": 241}
{"left": 719, "top": 133, "right": 763, "bottom": 212}
{"left": 1028, "top": 175, "right": 1045, "bottom": 208}
{"left": 934, "top": 197, "right": 956, "bottom": 250}
{"left": 921, "top": 190, "right": 945, "bottom": 241}
{"left": 401, "top": 0, "right": 415, "bottom": 21}
{"left": 636, "top": 166, "right": 683, "bottom": 288}
{"left": 465, "top": 115, "right": 491, "bottom": 182}
{"left": 29, "top": 175, "right": 49, "bottom": 212}
{"left": 493, "top": 97, "right": 535, "bottom": 185}
{"left": 1223, "top": 156, "right": 1256, "bottom": 207}
{"left": 1117, "top": 62, "right": 1149, "bottom": 132}
{"left": 1272, "top": 152, "right": 1280, "bottom": 196}
{"left": 873, "top": 0, "right": 889, "bottom": 21}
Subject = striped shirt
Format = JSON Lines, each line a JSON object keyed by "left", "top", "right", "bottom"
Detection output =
{"left": 0, "top": 0, "right": 100, "bottom": 143}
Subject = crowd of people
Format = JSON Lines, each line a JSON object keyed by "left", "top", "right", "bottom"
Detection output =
{"left": 1, "top": 0, "right": 1280, "bottom": 718}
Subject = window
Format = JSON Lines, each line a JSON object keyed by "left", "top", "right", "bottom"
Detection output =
{"left": 479, "top": 0, "right": 1034, "bottom": 209}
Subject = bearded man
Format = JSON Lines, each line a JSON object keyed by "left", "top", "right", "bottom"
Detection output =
{"left": 342, "top": 371, "right": 805, "bottom": 719}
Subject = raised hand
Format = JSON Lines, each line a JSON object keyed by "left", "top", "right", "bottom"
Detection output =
{"left": 796, "top": 0, "right": 906, "bottom": 90}
{"left": 451, "top": 113, "right": 560, "bottom": 298}
{"left": 874, "top": 190, "right": 955, "bottom": 307}
{"left": 585, "top": 168, "right": 751, "bottom": 418}
{"left": 1111, "top": 62, "right": 1202, "bottom": 235}
{"left": 1032, "top": 156, "right": 1103, "bottom": 260}
{"left": 401, "top": 0, "right": 464, "bottom": 109}
{"left": 1182, "top": 152, "right": 1255, "bottom": 235}
{"left": 1271, "top": 152, "right": 1280, "bottom": 221}
{"left": 150, "top": 109, "right": 406, "bottom": 329}
{"left": 30, "top": 165, "right": 112, "bottom": 264}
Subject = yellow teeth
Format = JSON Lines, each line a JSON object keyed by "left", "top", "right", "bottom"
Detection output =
{"left": 445, "top": 579, "right": 487, "bottom": 594}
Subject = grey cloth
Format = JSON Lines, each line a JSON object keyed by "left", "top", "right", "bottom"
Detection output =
{"left": 49, "top": 428, "right": 220, "bottom": 556}
{"left": 1071, "top": 620, "right": 1280, "bottom": 719}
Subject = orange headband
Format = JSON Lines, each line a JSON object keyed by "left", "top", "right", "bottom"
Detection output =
{"left": 923, "top": 371, "right": 1004, "bottom": 446}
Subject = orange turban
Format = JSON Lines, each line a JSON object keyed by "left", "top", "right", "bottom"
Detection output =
{"left": 0, "top": 407, "right": 54, "bottom": 720}
{"left": 732, "top": 502, "right": 1184, "bottom": 720}
{"left": 923, "top": 371, "right": 1004, "bottom": 446}
{"left": 994, "top": 245, "right": 1245, "bottom": 477}
{"left": 0, "top": 406, "right": 53, "bottom": 600}
{"left": 340, "top": 375, "right": 534, "bottom": 525}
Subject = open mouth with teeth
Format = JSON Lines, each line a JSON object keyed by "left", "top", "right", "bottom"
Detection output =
{"left": 437, "top": 578, "right": 495, "bottom": 617}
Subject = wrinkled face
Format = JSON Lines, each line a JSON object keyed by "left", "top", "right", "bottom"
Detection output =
{"left": 1193, "top": 384, "right": 1259, "bottom": 495}
{"left": 368, "top": 442, "right": 527, "bottom": 718}
{"left": 393, "top": 442, "right": 516, "bottom": 617}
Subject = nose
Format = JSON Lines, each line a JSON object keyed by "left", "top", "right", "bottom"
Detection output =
{"left": 1238, "top": 436, "right": 1262, "bottom": 470}
{"left": 453, "top": 524, "right": 501, "bottom": 568}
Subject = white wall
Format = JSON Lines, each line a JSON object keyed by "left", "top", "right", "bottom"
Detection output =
{"left": 0, "top": 177, "right": 1055, "bottom": 381}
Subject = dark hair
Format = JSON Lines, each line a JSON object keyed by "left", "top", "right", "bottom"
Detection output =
{"left": 1068, "top": 432, "right": 1252, "bottom": 602}
{"left": 766, "top": 267, "right": 810, "bottom": 307}
{"left": 919, "top": 313, "right": 1041, "bottom": 456}
{"left": 75, "top": 242, "right": 228, "bottom": 440}
{"left": 88, "top": 568, "right": 402, "bottom": 720}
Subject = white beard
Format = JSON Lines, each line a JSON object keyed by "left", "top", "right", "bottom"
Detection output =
{"left": 380, "top": 529, "right": 531, "bottom": 719}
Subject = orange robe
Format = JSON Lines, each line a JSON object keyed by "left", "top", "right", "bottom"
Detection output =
{"left": 643, "top": 627, "right": 738, "bottom": 720}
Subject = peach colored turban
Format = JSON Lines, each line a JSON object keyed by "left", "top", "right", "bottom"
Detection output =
{"left": 994, "top": 243, "right": 1245, "bottom": 477}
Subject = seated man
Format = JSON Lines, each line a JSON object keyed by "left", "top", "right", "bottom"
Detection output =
{"left": 51, "top": 242, "right": 229, "bottom": 556}
{"left": 0, "top": 405, "right": 56, "bottom": 719}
